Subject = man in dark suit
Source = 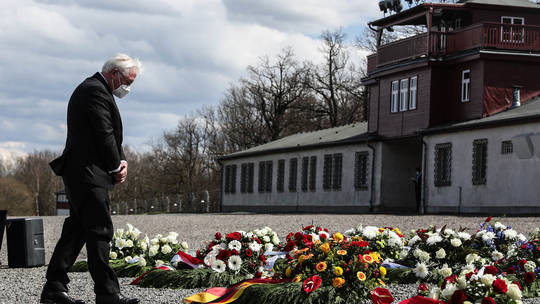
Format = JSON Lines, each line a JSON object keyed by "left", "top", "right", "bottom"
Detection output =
{"left": 41, "top": 54, "right": 141, "bottom": 304}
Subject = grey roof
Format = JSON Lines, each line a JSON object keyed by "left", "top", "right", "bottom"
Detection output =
{"left": 461, "top": 0, "right": 540, "bottom": 8}
{"left": 421, "top": 95, "right": 540, "bottom": 134}
{"left": 222, "top": 122, "right": 369, "bottom": 159}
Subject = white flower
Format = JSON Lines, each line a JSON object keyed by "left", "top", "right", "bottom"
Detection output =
{"left": 149, "top": 245, "right": 159, "bottom": 257}
{"left": 507, "top": 283, "right": 522, "bottom": 300}
{"left": 426, "top": 234, "right": 443, "bottom": 245}
{"left": 517, "top": 233, "right": 527, "bottom": 242}
{"left": 228, "top": 240, "right": 242, "bottom": 251}
{"left": 491, "top": 251, "right": 504, "bottom": 261}
{"left": 228, "top": 255, "right": 242, "bottom": 272}
{"left": 150, "top": 238, "right": 160, "bottom": 245}
{"left": 387, "top": 233, "right": 403, "bottom": 247}
{"left": 457, "top": 276, "right": 467, "bottom": 289}
{"left": 428, "top": 287, "right": 441, "bottom": 300}
{"left": 465, "top": 253, "right": 479, "bottom": 264}
{"left": 262, "top": 236, "right": 271, "bottom": 243}
{"left": 362, "top": 226, "right": 379, "bottom": 239}
{"left": 524, "top": 261, "right": 536, "bottom": 273}
{"left": 419, "top": 251, "right": 431, "bottom": 262}
{"left": 246, "top": 232, "right": 254, "bottom": 239}
{"left": 457, "top": 232, "right": 471, "bottom": 240}
{"left": 167, "top": 232, "right": 179, "bottom": 243}
{"left": 439, "top": 266, "right": 452, "bottom": 278}
{"left": 161, "top": 244, "right": 172, "bottom": 255}
{"left": 126, "top": 223, "right": 134, "bottom": 232}
{"left": 399, "top": 249, "right": 409, "bottom": 259}
{"left": 503, "top": 229, "right": 518, "bottom": 240}
{"left": 494, "top": 222, "right": 506, "bottom": 230}
{"left": 139, "top": 240, "right": 148, "bottom": 251}
{"left": 460, "top": 264, "right": 475, "bottom": 276}
{"left": 138, "top": 256, "right": 147, "bottom": 267}
{"left": 310, "top": 233, "right": 320, "bottom": 241}
{"left": 481, "top": 232, "right": 496, "bottom": 242}
{"left": 115, "top": 238, "right": 127, "bottom": 250}
{"left": 408, "top": 235, "right": 421, "bottom": 246}
{"left": 125, "top": 240, "right": 134, "bottom": 248}
{"left": 133, "top": 228, "right": 142, "bottom": 240}
{"left": 109, "top": 251, "right": 118, "bottom": 260}
{"left": 204, "top": 254, "right": 216, "bottom": 267}
{"left": 318, "top": 231, "right": 330, "bottom": 240}
{"left": 124, "top": 256, "right": 133, "bottom": 263}
{"left": 181, "top": 241, "right": 189, "bottom": 250}
{"left": 413, "top": 262, "right": 429, "bottom": 278}
{"left": 344, "top": 228, "right": 356, "bottom": 237}
{"left": 212, "top": 260, "right": 226, "bottom": 273}
{"left": 480, "top": 274, "right": 496, "bottom": 286}
{"left": 249, "top": 242, "right": 262, "bottom": 252}
{"left": 435, "top": 248, "right": 446, "bottom": 259}
{"left": 440, "top": 283, "right": 457, "bottom": 299}
{"left": 114, "top": 229, "right": 125, "bottom": 239}
{"left": 264, "top": 243, "right": 274, "bottom": 252}
{"left": 154, "top": 260, "right": 165, "bottom": 266}
{"left": 272, "top": 235, "right": 280, "bottom": 245}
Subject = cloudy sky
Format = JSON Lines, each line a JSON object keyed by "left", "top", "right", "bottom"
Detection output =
{"left": 0, "top": 0, "right": 382, "bottom": 162}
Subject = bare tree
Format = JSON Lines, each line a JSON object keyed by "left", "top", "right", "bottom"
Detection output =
{"left": 243, "top": 48, "right": 311, "bottom": 141}
{"left": 309, "top": 29, "right": 366, "bottom": 127}
{"left": 0, "top": 177, "right": 35, "bottom": 215}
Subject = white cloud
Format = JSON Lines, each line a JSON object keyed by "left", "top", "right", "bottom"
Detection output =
{"left": 0, "top": 0, "right": 380, "bottom": 155}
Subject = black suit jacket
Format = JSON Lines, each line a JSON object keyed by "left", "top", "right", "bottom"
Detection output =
{"left": 50, "top": 73, "right": 125, "bottom": 190}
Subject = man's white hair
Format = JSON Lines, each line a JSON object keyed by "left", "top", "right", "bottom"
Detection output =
{"left": 102, "top": 53, "right": 143, "bottom": 75}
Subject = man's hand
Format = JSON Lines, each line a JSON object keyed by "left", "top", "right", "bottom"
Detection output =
{"left": 114, "top": 160, "right": 128, "bottom": 184}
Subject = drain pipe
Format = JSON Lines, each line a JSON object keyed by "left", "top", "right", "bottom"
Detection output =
{"left": 367, "top": 141, "right": 376, "bottom": 213}
{"left": 421, "top": 138, "right": 428, "bottom": 214}
{"left": 511, "top": 85, "right": 522, "bottom": 108}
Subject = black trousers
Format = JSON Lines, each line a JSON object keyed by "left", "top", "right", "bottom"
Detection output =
{"left": 44, "top": 177, "right": 120, "bottom": 296}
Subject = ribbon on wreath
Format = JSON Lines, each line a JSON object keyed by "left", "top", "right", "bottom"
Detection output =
{"left": 398, "top": 296, "right": 445, "bottom": 304}
{"left": 184, "top": 278, "right": 289, "bottom": 304}
{"left": 130, "top": 264, "right": 175, "bottom": 285}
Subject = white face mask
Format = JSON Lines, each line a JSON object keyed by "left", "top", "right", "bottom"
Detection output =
{"left": 112, "top": 73, "right": 131, "bottom": 98}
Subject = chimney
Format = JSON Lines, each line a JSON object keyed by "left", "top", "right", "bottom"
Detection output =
{"left": 511, "top": 85, "right": 522, "bottom": 108}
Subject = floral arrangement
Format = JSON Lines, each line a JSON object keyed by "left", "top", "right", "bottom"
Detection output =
{"left": 343, "top": 225, "right": 405, "bottom": 261}
{"left": 471, "top": 217, "right": 528, "bottom": 262}
{"left": 275, "top": 230, "right": 389, "bottom": 301}
{"left": 282, "top": 225, "right": 330, "bottom": 252}
{"left": 398, "top": 226, "right": 475, "bottom": 282}
{"left": 196, "top": 229, "right": 268, "bottom": 277}
{"left": 425, "top": 272, "right": 523, "bottom": 304}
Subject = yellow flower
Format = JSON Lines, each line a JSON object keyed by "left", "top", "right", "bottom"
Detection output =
{"left": 334, "top": 266, "right": 343, "bottom": 276}
{"left": 316, "top": 261, "right": 327, "bottom": 272}
{"left": 337, "top": 250, "right": 347, "bottom": 255}
{"left": 313, "top": 239, "right": 321, "bottom": 246}
{"left": 379, "top": 266, "right": 387, "bottom": 277}
{"left": 292, "top": 275, "right": 302, "bottom": 282}
{"left": 332, "top": 277, "right": 345, "bottom": 288}
{"left": 298, "top": 255, "right": 307, "bottom": 263}
{"left": 320, "top": 243, "right": 330, "bottom": 254}
{"left": 379, "top": 228, "right": 384, "bottom": 232}
{"left": 332, "top": 232, "right": 344, "bottom": 242}
{"left": 378, "top": 278, "right": 386, "bottom": 286}
{"left": 285, "top": 267, "right": 292, "bottom": 277}
{"left": 357, "top": 271, "right": 366, "bottom": 281}
{"left": 370, "top": 252, "right": 381, "bottom": 263}
{"left": 363, "top": 254, "right": 374, "bottom": 264}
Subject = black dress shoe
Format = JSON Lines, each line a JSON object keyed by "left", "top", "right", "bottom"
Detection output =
{"left": 40, "top": 291, "right": 86, "bottom": 304}
{"left": 96, "top": 293, "right": 140, "bottom": 304}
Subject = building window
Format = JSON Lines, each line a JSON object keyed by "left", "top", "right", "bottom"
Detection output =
{"left": 258, "top": 161, "right": 266, "bottom": 193}
{"left": 247, "top": 163, "right": 254, "bottom": 193}
{"left": 434, "top": 143, "right": 452, "bottom": 187}
{"left": 323, "top": 154, "right": 333, "bottom": 190}
{"left": 289, "top": 158, "right": 298, "bottom": 192}
{"left": 301, "top": 157, "right": 309, "bottom": 192}
{"left": 461, "top": 70, "right": 470, "bottom": 102}
{"left": 391, "top": 80, "right": 399, "bottom": 113}
{"left": 309, "top": 156, "right": 317, "bottom": 191}
{"left": 354, "top": 152, "right": 369, "bottom": 190}
{"left": 265, "top": 161, "right": 273, "bottom": 192}
{"left": 240, "top": 163, "right": 248, "bottom": 193}
{"left": 224, "top": 164, "right": 237, "bottom": 194}
{"left": 332, "top": 153, "right": 343, "bottom": 190}
{"left": 399, "top": 78, "right": 409, "bottom": 111}
{"left": 409, "top": 76, "right": 417, "bottom": 110}
{"left": 501, "top": 140, "right": 513, "bottom": 154}
{"left": 472, "top": 139, "right": 488, "bottom": 185}
{"left": 277, "top": 159, "right": 285, "bottom": 192}
{"left": 501, "top": 17, "right": 524, "bottom": 43}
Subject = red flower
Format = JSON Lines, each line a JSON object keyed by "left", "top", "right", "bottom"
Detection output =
{"left": 302, "top": 225, "right": 314, "bottom": 231}
{"left": 513, "top": 281, "right": 522, "bottom": 290}
{"left": 286, "top": 232, "right": 294, "bottom": 241}
{"left": 319, "top": 234, "right": 327, "bottom": 240}
{"left": 518, "top": 259, "right": 527, "bottom": 268}
{"left": 507, "top": 267, "right": 516, "bottom": 274}
{"left": 226, "top": 232, "right": 242, "bottom": 240}
{"left": 215, "top": 232, "right": 222, "bottom": 239}
{"left": 371, "top": 287, "right": 394, "bottom": 304}
{"left": 231, "top": 249, "right": 239, "bottom": 255}
{"left": 217, "top": 249, "right": 232, "bottom": 260}
{"left": 450, "top": 290, "right": 467, "bottom": 304}
{"left": 302, "top": 234, "right": 313, "bottom": 243}
{"left": 255, "top": 271, "right": 262, "bottom": 278}
{"left": 484, "top": 265, "right": 498, "bottom": 275}
{"left": 316, "top": 227, "right": 322, "bottom": 232}
{"left": 294, "top": 232, "right": 302, "bottom": 240}
{"left": 255, "top": 238, "right": 261, "bottom": 244}
{"left": 481, "top": 297, "right": 496, "bottom": 304}
{"left": 485, "top": 216, "right": 493, "bottom": 222}
{"left": 302, "top": 275, "right": 322, "bottom": 293}
{"left": 260, "top": 255, "right": 266, "bottom": 262}
{"left": 417, "top": 283, "right": 429, "bottom": 292}
{"left": 525, "top": 272, "right": 536, "bottom": 284}
{"left": 537, "top": 246, "right": 540, "bottom": 251}
{"left": 324, "top": 228, "right": 329, "bottom": 232}
{"left": 493, "top": 278, "right": 508, "bottom": 294}
{"left": 351, "top": 241, "right": 369, "bottom": 247}
{"left": 284, "top": 241, "right": 296, "bottom": 252}
{"left": 245, "top": 248, "right": 253, "bottom": 257}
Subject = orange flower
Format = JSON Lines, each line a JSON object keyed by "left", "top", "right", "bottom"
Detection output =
{"left": 332, "top": 277, "right": 345, "bottom": 288}
{"left": 320, "top": 243, "right": 330, "bottom": 254}
{"left": 337, "top": 250, "right": 347, "bottom": 255}
{"left": 285, "top": 267, "right": 292, "bottom": 277}
{"left": 316, "top": 261, "right": 327, "bottom": 272}
{"left": 357, "top": 271, "right": 367, "bottom": 281}
{"left": 363, "top": 254, "right": 374, "bottom": 264}
{"left": 378, "top": 278, "right": 386, "bottom": 286}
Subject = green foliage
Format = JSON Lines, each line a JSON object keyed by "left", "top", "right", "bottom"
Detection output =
{"left": 385, "top": 268, "right": 417, "bottom": 284}
{"left": 137, "top": 268, "right": 247, "bottom": 289}
{"left": 69, "top": 260, "right": 150, "bottom": 278}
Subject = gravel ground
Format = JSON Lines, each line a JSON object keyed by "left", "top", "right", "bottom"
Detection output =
{"left": 1, "top": 214, "right": 540, "bottom": 303}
